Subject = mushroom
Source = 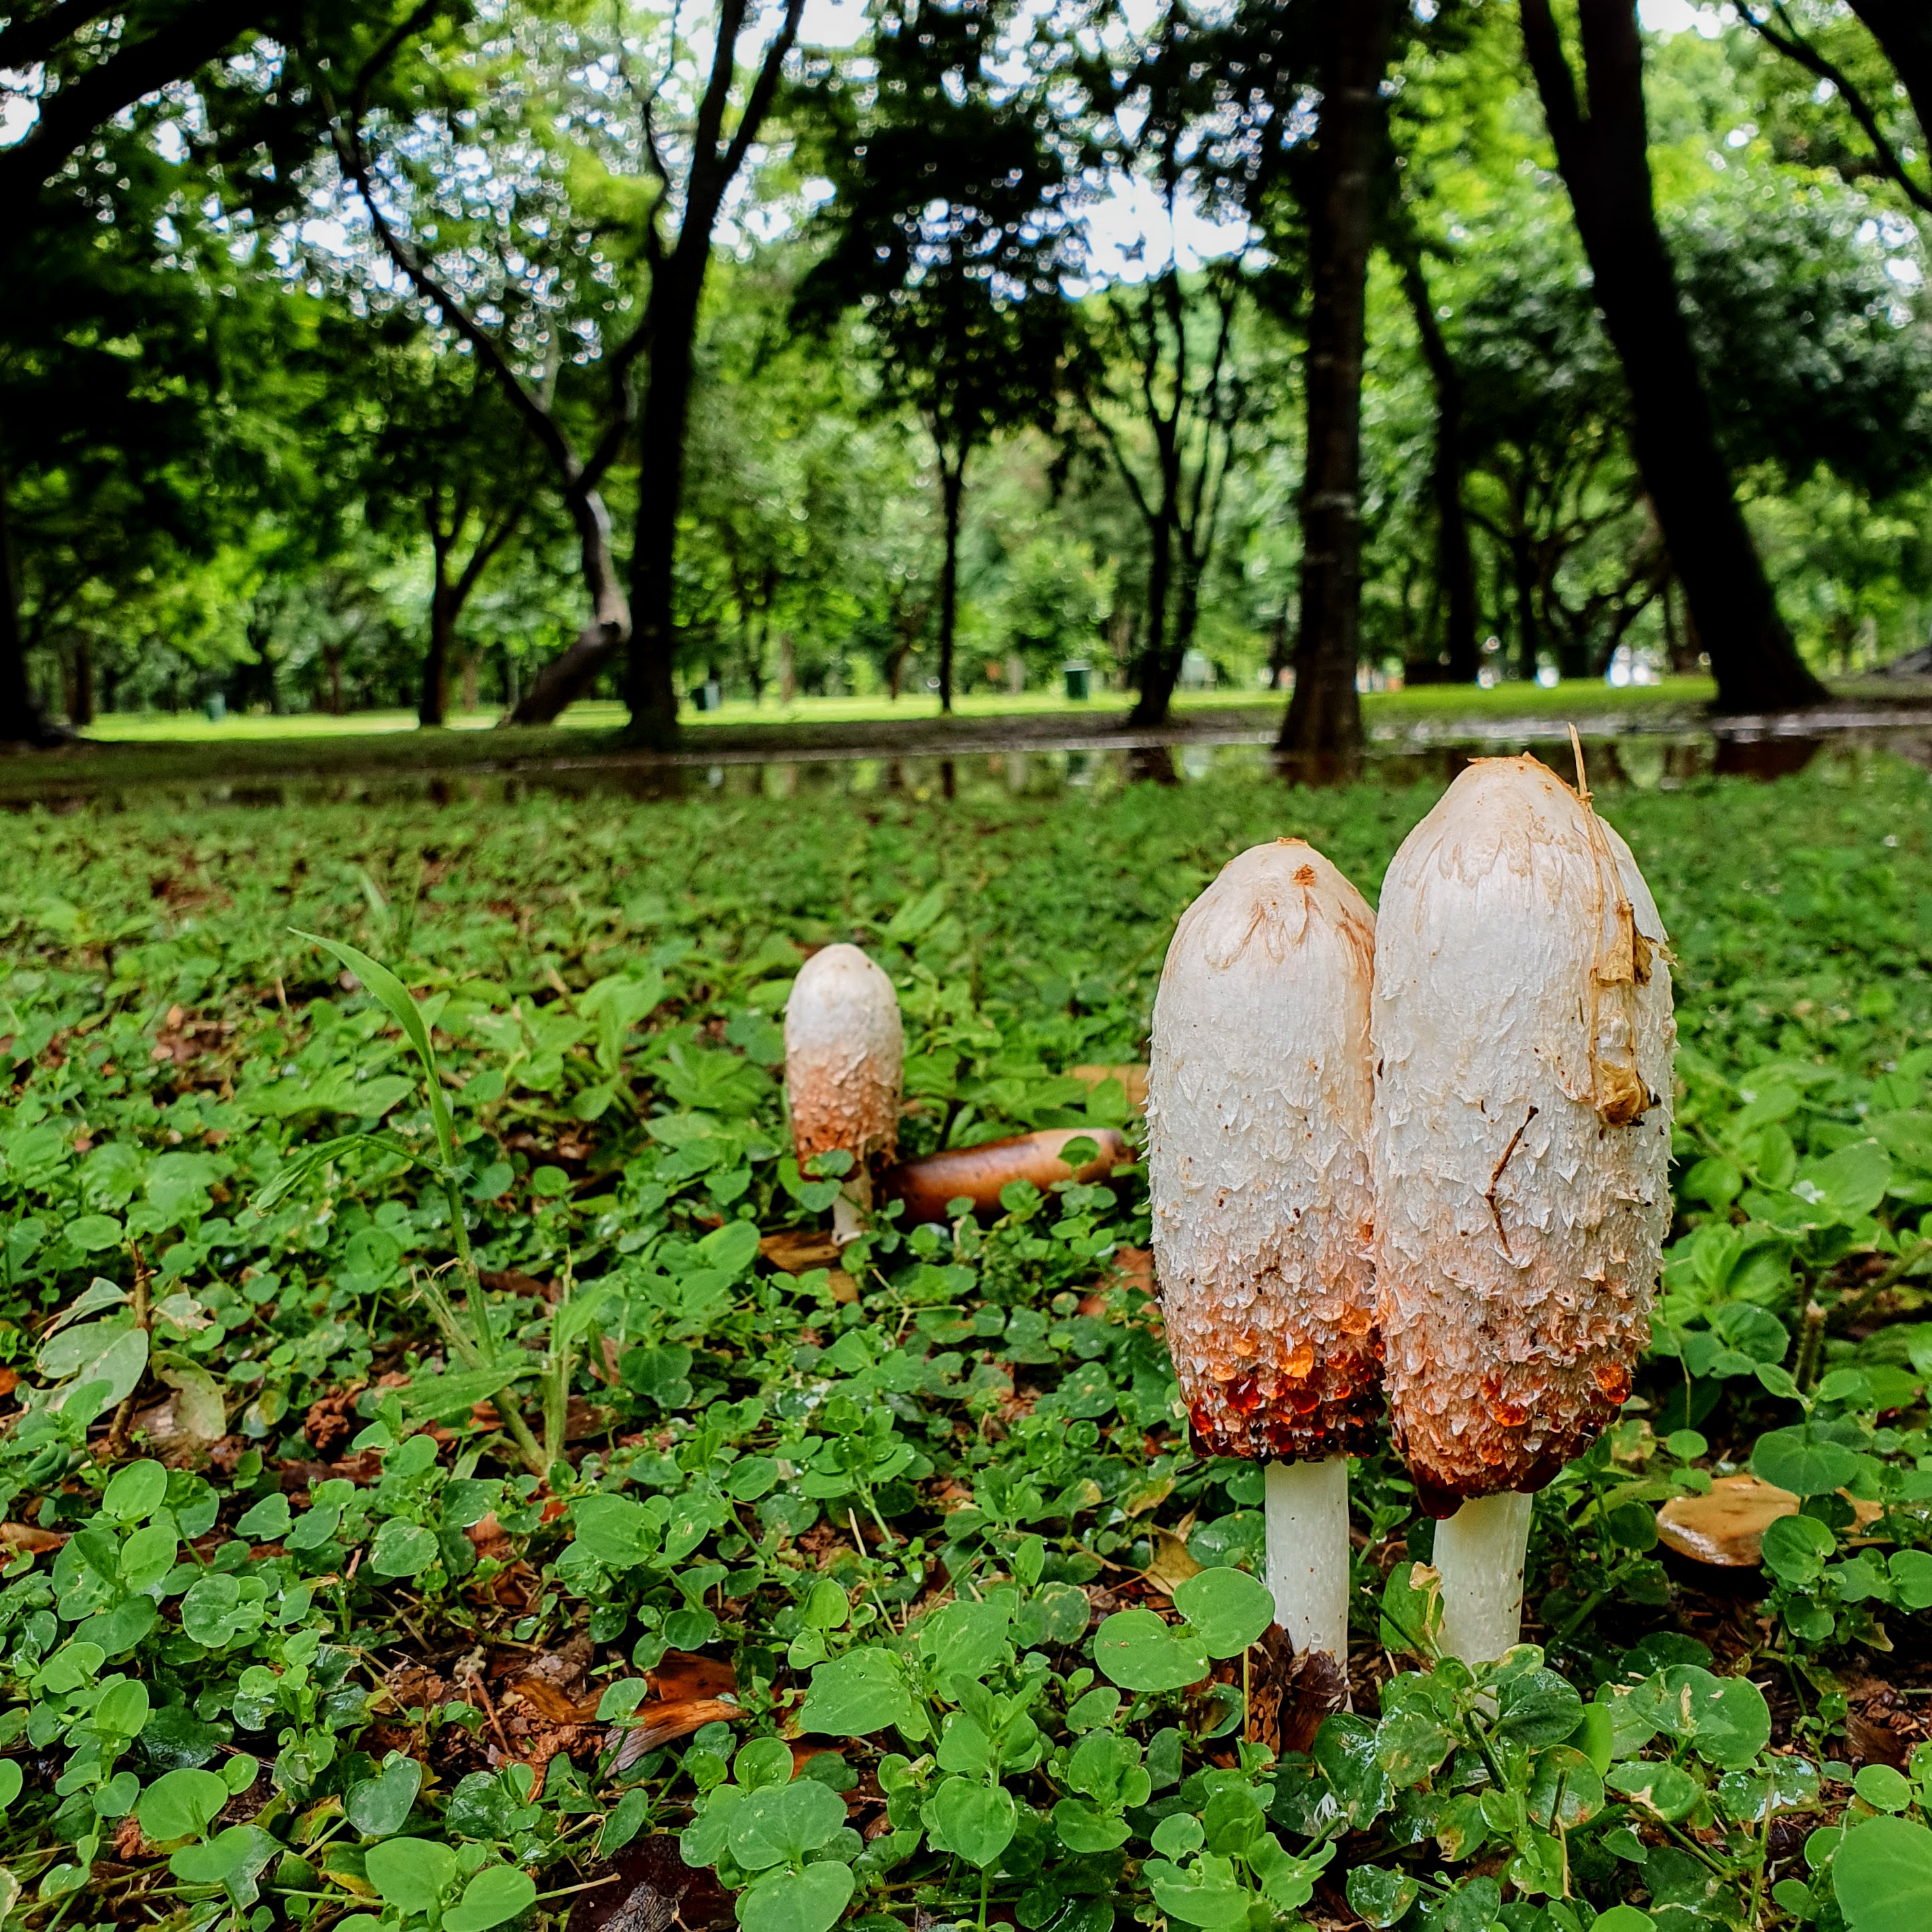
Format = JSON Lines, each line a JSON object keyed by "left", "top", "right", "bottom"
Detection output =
{"left": 879, "top": 1127, "right": 1131, "bottom": 1223}
{"left": 784, "top": 943, "right": 904, "bottom": 1242}
{"left": 1148, "top": 840, "right": 1380, "bottom": 1668}
{"left": 1372, "top": 754, "right": 1675, "bottom": 1663}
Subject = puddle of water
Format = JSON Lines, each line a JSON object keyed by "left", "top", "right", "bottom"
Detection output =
{"left": 7, "top": 716, "right": 1932, "bottom": 812}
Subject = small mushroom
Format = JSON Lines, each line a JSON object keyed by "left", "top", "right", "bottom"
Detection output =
{"left": 1149, "top": 839, "right": 1380, "bottom": 1667}
{"left": 1373, "top": 755, "right": 1675, "bottom": 1662}
{"left": 784, "top": 943, "right": 904, "bottom": 1242}
{"left": 878, "top": 1127, "right": 1129, "bottom": 1223}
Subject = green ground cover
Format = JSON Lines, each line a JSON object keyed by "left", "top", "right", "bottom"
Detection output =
{"left": 5, "top": 752, "right": 1932, "bottom": 1932}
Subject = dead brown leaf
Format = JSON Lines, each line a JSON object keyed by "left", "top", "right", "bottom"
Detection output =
{"left": 648, "top": 1650, "right": 737, "bottom": 1702}
{"left": 0, "top": 1522, "right": 67, "bottom": 1553}
{"left": 1142, "top": 1526, "right": 1202, "bottom": 1596}
{"left": 480, "top": 1269, "right": 555, "bottom": 1302}
{"left": 304, "top": 1384, "right": 365, "bottom": 1457}
{"left": 1247, "top": 1627, "right": 1349, "bottom": 1757}
{"left": 759, "top": 1231, "right": 843, "bottom": 1274}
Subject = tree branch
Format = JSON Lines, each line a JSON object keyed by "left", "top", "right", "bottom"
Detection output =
{"left": 0, "top": 0, "right": 119, "bottom": 77}
{"left": 1738, "top": 0, "right": 1932, "bottom": 215}
{"left": 716, "top": 0, "right": 807, "bottom": 196}
{"left": 0, "top": 0, "right": 262, "bottom": 198}
{"left": 683, "top": 0, "right": 752, "bottom": 225}
{"left": 319, "top": 74, "right": 586, "bottom": 492}
{"left": 1519, "top": 0, "right": 1583, "bottom": 166}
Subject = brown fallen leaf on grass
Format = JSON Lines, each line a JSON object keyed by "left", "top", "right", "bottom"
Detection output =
{"left": 1656, "top": 1472, "right": 1881, "bottom": 1566}
{"left": 648, "top": 1650, "right": 737, "bottom": 1702}
{"left": 512, "top": 1634, "right": 595, "bottom": 1721}
{"left": 759, "top": 1230, "right": 843, "bottom": 1274}
{"left": 607, "top": 1698, "right": 745, "bottom": 1774}
{"left": 1143, "top": 1526, "right": 1202, "bottom": 1596}
{"left": 1846, "top": 1677, "right": 1930, "bottom": 1768}
{"left": 1246, "top": 1626, "right": 1350, "bottom": 1757}
{"left": 0, "top": 1522, "right": 66, "bottom": 1553}
{"left": 304, "top": 1384, "right": 364, "bottom": 1456}
{"left": 466, "top": 1513, "right": 514, "bottom": 1562}
{"left": 479, "top": 1269, "right": 556, "bottom": 1302}
{"left": 514, "top": 1679, "right": 601, "bottom": 1725}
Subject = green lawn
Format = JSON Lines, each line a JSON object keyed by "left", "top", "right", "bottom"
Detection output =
{"left": 0, "top": 753, "right": 1925, "bottom": 1932}
{"left": 0, "top": 676, "right": 1723, "bottom": 799}
{"left": 80, "top": 675, "right": 1719, "bottom": 747}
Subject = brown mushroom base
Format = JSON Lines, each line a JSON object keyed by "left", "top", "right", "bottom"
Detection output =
{"left": 1174, "top": 1331, "right": 1383, "bottom": 1462}
{"left": 1394, "top": 1360, "right": 1628, "bottom": 1519}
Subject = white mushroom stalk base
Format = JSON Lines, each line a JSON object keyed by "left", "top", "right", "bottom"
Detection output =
{"left": 832, "top": 1173, "right": 873, "bottom": 1246}
{"left": 1432, "top": 1490, "right": 1534, "bottom": 1665}
{"left": 1264, "top": 1457, "right": 1350, "bottom": 1668}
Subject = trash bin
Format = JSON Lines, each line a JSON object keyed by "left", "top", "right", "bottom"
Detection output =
{"left": 205, "top": 693, "right": 226, "bottom": 724}
{"left": 1062, "top": 661, "right": 1091, "bottom": 702}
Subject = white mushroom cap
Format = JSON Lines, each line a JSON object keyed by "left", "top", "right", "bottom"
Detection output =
{"left": 784, "top": 943, "right": 904, "bottom": 1170}
{"left": 1371, "top": 755, "right": 1675, "bottom": 1511}
{"left": 1148, "top": 839, "right": 1380, "bottom": 1461}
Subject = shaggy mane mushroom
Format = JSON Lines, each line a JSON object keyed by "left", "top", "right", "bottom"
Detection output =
{"left": 1148, "top": 839, "right": 1380, "bottom": 1668}
{"left": 1372, "top": 754, "right": 1675, "bottom": 1663}
{"left": 784, "top": 943, "right": 904, "bottom": 1242}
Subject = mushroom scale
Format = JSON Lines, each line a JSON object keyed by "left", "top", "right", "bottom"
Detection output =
{"left": 784, "top": 943, "right": 905, "bottom": 1171}
{"left": 1148, "top": 839, "right": 1380, "bottom": 1462}
{"left": 1372, "top": 755, "right": 1676, "bottom": 1513}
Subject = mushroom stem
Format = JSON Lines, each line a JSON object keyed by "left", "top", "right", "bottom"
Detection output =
{"left": 1432, "top": 1490, "right": 1534, "bottom": 1665}
{"left": 832, "top": 1172, "right": 871, "bottom": 1246}
{"left": 1264, "top": 1457, "right": 1351, "bottom": 1667}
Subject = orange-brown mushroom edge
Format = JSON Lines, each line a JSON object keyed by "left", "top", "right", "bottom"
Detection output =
{"left": 1171, "top": 1304, "right": 1384, "bottom": 1463}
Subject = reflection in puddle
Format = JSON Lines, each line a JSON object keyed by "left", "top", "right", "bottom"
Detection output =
{"left": 11, "top": 716, "right": 1932, "bottom": 813}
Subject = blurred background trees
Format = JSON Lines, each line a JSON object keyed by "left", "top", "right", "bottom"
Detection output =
{"left": 5, "top": 0, "right": 1932, "bottom": 745}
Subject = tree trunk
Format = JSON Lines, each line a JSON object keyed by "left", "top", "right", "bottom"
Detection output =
{"left": 1520, "top": 0, "right": 1827, "bottom": 714}
{"left": 624, "top": 274, "right": 703, "bottom": 748}
{"left": 936, "top": 449, "right": 964, "bottom": 715}
{"left": 1127, "top": 506, "right": 1177, "bottom": 727}
{"left": 461, "top": 655, "right": 478, "bottom": 712}
{"left": 0, "top": 449, "right": 50, "bottom": 745}
{"left": 421, "top": 537, "right": 453, "bottom": 728}
{"left": 1513, "top": 531, "right": 1540, "bottom": 682}
{"left": 1265, "top": 605, "right": 1292, "bottom": 687}
{"left": 1171, "top": 560, "right": 1204, "bottom": 686}
{"left": 779, "top": 631, "right": 796, "bottom": 705}
{"left": 1397, "top": 241, "right": 1479, "bottom": 682}
{"left": 1279, "top": 0, "right": 1396, "bottom": 756}
{"left": 508, "top": 483, "right": 631, "bottom": 725}
{"left": 1846, "top": 1, "right": 1932, "bottom": 137}
{"left": 71, "top": 633, "right": 94, "bottom": 726}
{"left": 324, "top": 646, "right": 344, "bottom": 716}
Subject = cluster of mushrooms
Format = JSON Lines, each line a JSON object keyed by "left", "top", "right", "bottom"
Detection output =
{"left": 1151, "top": 753, "right": 1676, "bottom": 1670}
{"left": 784, "top": 753, "right": 1676, "bottom": 1678}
